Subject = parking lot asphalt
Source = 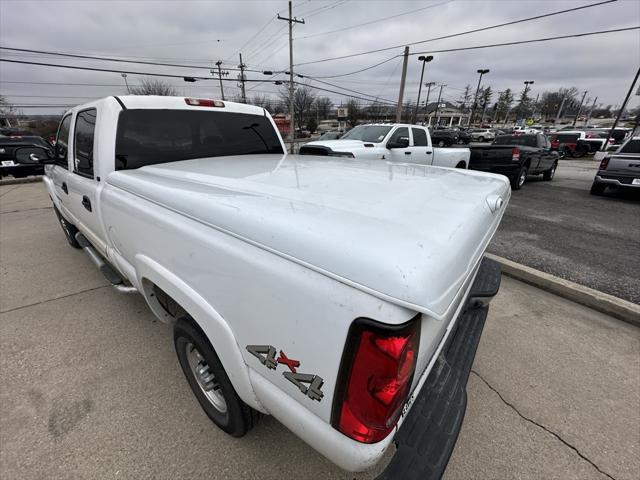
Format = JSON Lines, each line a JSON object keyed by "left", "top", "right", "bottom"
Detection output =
{"left": 1, "top": 182, "right": 639, "bottom": 480}
{"left": 488, "top": 158, "right": 640, "bottom": 305}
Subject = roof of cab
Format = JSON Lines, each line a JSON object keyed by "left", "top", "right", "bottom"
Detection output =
{"left": 64, "top": 96, "right": 266, "bottom": 116}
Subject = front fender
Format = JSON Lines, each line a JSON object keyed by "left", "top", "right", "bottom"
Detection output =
{"left": 133, "top": 254, "right": 267, "bottom": 414}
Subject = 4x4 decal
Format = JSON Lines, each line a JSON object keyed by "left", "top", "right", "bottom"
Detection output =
{"left": 246, "top": 345, "right": 324, "bottom": 402}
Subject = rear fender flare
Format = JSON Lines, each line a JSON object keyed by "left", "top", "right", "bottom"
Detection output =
{"left": 134, "top": 254, "right": 266, "bottom": 413}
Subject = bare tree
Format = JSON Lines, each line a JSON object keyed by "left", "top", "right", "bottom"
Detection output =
{"left": 131, "top": 78, "right": 178, "bottom": 96}
{"left": 346, "top": 99, "right": 361, "bottom": 126}
{"left": 250, "top": 94, "right": 273, "bottom": 112}
{"left": 314, "top": 97, "right": 333, "bottom": 120}
{"left": 278, "top": 84, "right": 317, "bottom": 131}
{"left": 0, "top": 95, "right": 21, "bottom": 126}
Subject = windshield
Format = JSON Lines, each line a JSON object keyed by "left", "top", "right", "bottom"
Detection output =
{"left": 115, "top": 109, "right": 283, "bottom": 170}
{"left": 494, "top": 135, "right": 537, "bottom": 147}
{"left": 619, "top": 139, "right": 640, "bottom": 154}
{"left": 340, "top": 125, "right": 392, "bottom": 143}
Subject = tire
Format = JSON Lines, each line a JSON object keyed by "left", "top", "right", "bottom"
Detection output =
{"left": 53, "top": 205, "right": 81, "bottom": 248}
{"left": 543, "top": 162, "right": 557, "bottom": 181}
{"left": 572, "top": 146, "right": 588, "bottom": 158}
{"left": 511, "top": 165, "right": 528, "bottom": 190}
{"left": 590, "top": 181, "right": 606, "bottom": 196}
{"left": 455, "top": 161, "right": 466, "bottom": 169}
{"left": 478, "top": 136, "right": 485, "bottom": 143}
{"left": 174, "top": 318, "right": 257, "bottom": 437}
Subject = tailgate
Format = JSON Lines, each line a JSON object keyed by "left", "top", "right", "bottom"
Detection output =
{"left": 606, "top": 154, "right": 640, "bottom": 176}
{"left": 469, "top": 145, "right": 514, "bottom": 169}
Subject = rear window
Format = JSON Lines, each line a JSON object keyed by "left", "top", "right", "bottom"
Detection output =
{"left": 619, "top": 139, "right": 640, "bottom": 154}
{"left": 554, "top": 133, "right": 580, "bottom": 143}
{"left": 493, "top": 135, "right": 537, "bottom": 147}
{"left": 115, "top": 110, "right": 283, "bottom": 170}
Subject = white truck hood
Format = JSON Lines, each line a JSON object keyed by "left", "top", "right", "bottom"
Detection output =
{"left": 303, "top": 139, "right": 371, "bottom": 152}
{"left": 107, "top": 154, "right": 510, "bottom": 319}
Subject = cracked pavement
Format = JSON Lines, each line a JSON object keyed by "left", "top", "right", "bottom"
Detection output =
{"left": 2, "top": 181, "right": 639, "bottom": 479}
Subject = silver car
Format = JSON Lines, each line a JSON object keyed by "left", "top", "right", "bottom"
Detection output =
{"left": 590, "top": 136, "right": 640, "bottom": 195}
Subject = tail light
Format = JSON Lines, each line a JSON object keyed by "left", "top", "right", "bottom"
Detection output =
{"left": 599, "top": 157, "right": 609, "bottom": 170}
{"left": 332, "top": 316, "right": 420, "bottom": 444}
{"left": 512, "top": 147, "right": 521, "bottom": 162}
{"left": 184, "top": 98, "right": 225, "bottom": 107}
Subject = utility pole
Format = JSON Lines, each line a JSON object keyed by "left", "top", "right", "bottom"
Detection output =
{"left": 278, "top": 1, "right": 305, "bottom": 153}
{"left": 586, "top": 96, "right": 598, "bottom": 126}
{"left": 423, "top": 81, "right": 435, "bottom": 125}
{"left": 433, "top": 84, "right": 446, "bottom": 126}
{"left": 603, "top": 66, "right": 640, "bottom": 149}
{"left": 555, "top": 94, "right": 567, "bottom": 125}
{"left": 532, "top": 92, "right": 540, "bottom": 119}
{"left": 396, "top": 46, "right": 409, "bottom": 123}
{"left": 238, "top": 53, "right": 247, "bottom": 103}
{"left": 572, "top": 90, "right": 587, "bottom": 126}
{"left": 214, "top": 60, "right": 227, "bottom": 100}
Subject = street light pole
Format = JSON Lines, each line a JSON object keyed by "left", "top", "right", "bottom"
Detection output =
{"left": 469, "top": 69, "right": 489, "bottom": 126}
{"left": 121, "top": 73, "right": 130, "bottom": 94}
{"left": 521, "top": 80, "right": 534, "bottom": 120}
{"left": 413, "top": 55, "right": 433, "bottom": 124}
{"left": 423, "top": 81, "right": 435, "bottom": 125}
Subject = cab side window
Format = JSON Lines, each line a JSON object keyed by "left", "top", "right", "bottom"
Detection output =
{"left": 54, "top": 114, "right": 72, "bottom": 168}
{"left": 412, "top": 128, "right": 428, "bottom": 146}
{"left": 74, "top": 109, "right": 97, "bottom": 178}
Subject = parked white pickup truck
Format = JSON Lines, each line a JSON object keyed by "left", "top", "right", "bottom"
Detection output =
{"left": 25, "top": 95, "right": 509, "bottom": 479}
{"left": 300, "top": 123, "right": 471, "bottom": 169}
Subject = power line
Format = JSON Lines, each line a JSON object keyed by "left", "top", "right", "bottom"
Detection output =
{"left": 298, "top": 1, "right": 450, "bottom": 40}
{"left": 305, "top": 77, "right": 396, "bottom": 104}
{"left": 410, "top": 27, "right": 639, "bottom": 56}
{"left": 299, "top": 81, "right": 396, "bottom": 105}
{"left": 294, "top": 0, "right": 619, "bottom": 65}
{"left": 299, "top": 0, "right": 348, "bottom": 19}
{"left": 0, "top": 58, "right": 276, "bottom": 82}
{"left": 225, "top": 14, "right": 277, "bottom": 61}
{"left": 300, "top": 54, "right": 399, "bottom": 79}
{"left": 0, "top": 46, "right": 272, "bottom": 74}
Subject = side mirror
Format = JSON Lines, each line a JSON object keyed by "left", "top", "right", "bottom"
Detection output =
{"left": 14, "top": 146, "right": 54, "bottom": 164}
{"left": 387, "top": 137, "right": 409, "bottom": 149}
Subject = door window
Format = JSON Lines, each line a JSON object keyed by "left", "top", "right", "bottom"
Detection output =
{"left": 388, "top": 127, "right": 409, "bottom": 145}
{"left": 55, "top": 114, "right": 72, "bottom": 168}
{"left": 411, "top": 128, "right": 428, "bottom": 146}
{"left": 74, "top": 109, "right": 97, "bottom": 178}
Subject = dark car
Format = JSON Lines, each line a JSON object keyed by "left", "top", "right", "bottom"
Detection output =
{"left": 0, "top": 136, "right": 52, "bottom": 179}
{"left": 590, "top": 136, "right": 640, "bottom": 195}
{"left": 429, "top": 128, "right": 457, "bottom": 147}
{"left": 468, "top": 133, "right": 559, "bottom": 190}
{"left": 317, "top": 131, "right": 343, "bottom": 140}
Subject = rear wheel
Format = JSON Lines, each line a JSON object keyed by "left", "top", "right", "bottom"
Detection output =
{"left": 455, "top": 161, "right": 466, "bottom": 169}
{"left": 53, "top": 205, "right": 80, "bottom": 248}
{"left": 590, "top": 182, "right": 606, "bottom": 196}
{"left": 543, "top": 162, "right": 557, "bottom": 181}
{"left": 478, "top": 136, "right": 485, "bottom": 142}
{"left": 174, "top": 318, "right": 257, "bottom": 437}
{"left": 511, "top": 165, "right": 528, "bottom": 190}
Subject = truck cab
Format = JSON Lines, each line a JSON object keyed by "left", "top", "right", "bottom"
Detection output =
{"left": 300, "top": 123, "right": 470, "bottom": 169}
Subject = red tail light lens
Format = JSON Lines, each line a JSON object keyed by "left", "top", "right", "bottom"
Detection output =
{"left": 184, "top": 98, "right": 225, "bottom": 107}
{"left": 332, "top": 317, "right": 420, "bottom": 444}
{"left": 512, "top": 147, "right": 521, "bottom": 162}
{"left": 599, "top": 158, "right": 609, "bottom": 170}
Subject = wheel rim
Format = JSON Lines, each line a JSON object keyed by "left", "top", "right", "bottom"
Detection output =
{"left": 439, "top": 141, "right": 445, "bottom": 147}
{"left": 518, "top": 169, "right": 527, "bottom": 187}
{"left": 185, "top": 342, "right": 228, "bottom": 413}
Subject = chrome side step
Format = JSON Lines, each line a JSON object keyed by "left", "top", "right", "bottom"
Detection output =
{"left": 75, "top": 232, "right": 137, "bottom": 293}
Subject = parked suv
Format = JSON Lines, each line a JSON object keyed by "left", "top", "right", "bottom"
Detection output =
{"left": 468, "top": 129, "right": 495, "bottom": 143}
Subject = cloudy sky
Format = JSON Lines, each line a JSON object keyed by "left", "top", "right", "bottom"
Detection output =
{"left": 1, "top": 0, "right": 639, "bottom": 114}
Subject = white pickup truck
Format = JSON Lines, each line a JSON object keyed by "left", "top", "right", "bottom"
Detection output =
{"left": 24, "top": 95, "right": 509, "bottom": 479}
{"left": 300, "top": 123, "right": 471, "bottom": 169}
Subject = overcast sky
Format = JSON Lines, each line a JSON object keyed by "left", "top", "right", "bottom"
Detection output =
{"left": 1, "top": 0, "right": 639, "bottom": 115}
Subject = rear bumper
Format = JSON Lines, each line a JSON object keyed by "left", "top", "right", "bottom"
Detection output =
{"left": 376, "top": 257, "right": 500, "bottom": 480}
{"left": 594, "top": 173, "right": 640, "bottom": 188}
{"left": 469, "top": 163, "right": 520, "bottom": 177}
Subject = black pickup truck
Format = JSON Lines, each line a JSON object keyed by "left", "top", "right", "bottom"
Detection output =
{"left": 468, "top": 133, "right": 559, "bottom": 190}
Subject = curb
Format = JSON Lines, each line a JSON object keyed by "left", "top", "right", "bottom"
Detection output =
{"left": 0, "top": 176, "right": 43, "bottom": 186}
{"left": 486, "top": 253, "right": 640, "bottom": 327}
